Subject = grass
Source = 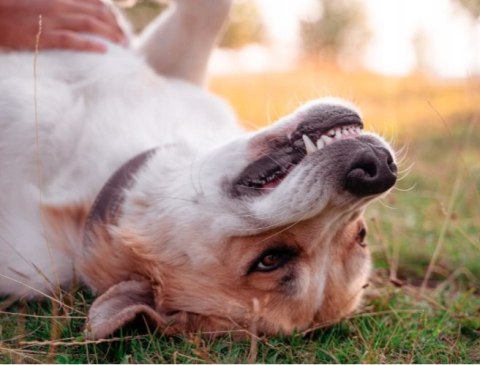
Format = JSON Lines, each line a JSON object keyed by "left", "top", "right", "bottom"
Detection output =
{"left": 1, "top": 66, "right": 479, "bottom": 363}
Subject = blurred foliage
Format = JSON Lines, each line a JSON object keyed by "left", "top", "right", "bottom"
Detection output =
{"left": 114, "top": 0, "right": 167, "bottom": 33}
{"left": 218, "top": 0, "right": 266, "bottom": 49}
{"left": 116, "top": 0, "right": 265, "bottom": 49}
{"left": 453, "top": 0, "right": 480, "bottom": 19}
{"left": 412, "top": 29, "right": 431, "bottom": 74}
{"left": 300, "top": 0, "right": 370, "bottom": 62}
{"left": 452, "top": 0, "right": 480, "bottom": 74}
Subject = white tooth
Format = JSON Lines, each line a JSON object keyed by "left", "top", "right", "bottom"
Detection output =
{"left": 335, "top": 130, "right": 342, "bottom": 139}
{"left": 328, "top": 130, "right": 335, "bottom": 137}
{"left": 316, "top": 138, "right": 325, "bottom": 150}
{"left": 321, "top": 135, "right": 332, "bottom": 145}
{"left": 302, "top": 134, "right": 317, "bottom": 155}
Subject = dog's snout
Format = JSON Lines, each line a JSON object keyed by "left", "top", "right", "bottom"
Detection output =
{"left": 344, "top": 147, "right": 397, "bottom": 196}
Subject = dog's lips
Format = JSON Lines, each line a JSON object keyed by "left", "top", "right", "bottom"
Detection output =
{"left": 233, "top": 122, "right": 363, "bottom": 194}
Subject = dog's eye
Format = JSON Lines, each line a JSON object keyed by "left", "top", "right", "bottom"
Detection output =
{"left": 249, "top": 247, "right": 297, "bottom": 274}
{"left": 259, "top": 253, "right": 282, "bottom": 270}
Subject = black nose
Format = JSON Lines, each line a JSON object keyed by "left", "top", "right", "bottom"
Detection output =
{"left": 345, "top": 147, "right": 397, "bottom": 196}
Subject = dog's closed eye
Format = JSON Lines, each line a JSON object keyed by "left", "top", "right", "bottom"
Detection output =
{"left": 247, "top": 246, "right": 298, "bottom": 274}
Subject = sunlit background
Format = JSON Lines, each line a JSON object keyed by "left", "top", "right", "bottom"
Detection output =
{"left": 213, "top": 0, "right": 480, "bottom": 78}
{"left": 121, "top": 0, "right": 479, "bottom": 137}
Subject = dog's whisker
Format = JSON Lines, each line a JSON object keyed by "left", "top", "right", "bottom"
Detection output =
{"left": 396, "top": 162, "right": 415, "bottom": 177}
{"left": 393, "top": 183, "right": 417, "bottom": 192}
{"left": 377, "top": 198, "right": 397, "bottom": 210}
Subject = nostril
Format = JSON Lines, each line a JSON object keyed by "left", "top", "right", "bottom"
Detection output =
{"left": 388, "top": 160, "right": 397, "bottom": 175}
{"left": 386, "top": 154, "right": 397, "bottom": 174}
{"left": 358, "top": 161, "right": 377, "bottom": 178}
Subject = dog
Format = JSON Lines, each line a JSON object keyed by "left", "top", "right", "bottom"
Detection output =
{"left": 0, "top": 0, "right": 397, "bottom": 339}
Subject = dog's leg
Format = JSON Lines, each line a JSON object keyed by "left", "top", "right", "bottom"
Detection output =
{"left": 135, "top": 0, "right": 232, "bottom": 86}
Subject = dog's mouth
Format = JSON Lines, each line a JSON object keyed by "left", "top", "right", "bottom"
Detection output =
{"left": 231, "top": 119, "right": 363, "bottom": 196}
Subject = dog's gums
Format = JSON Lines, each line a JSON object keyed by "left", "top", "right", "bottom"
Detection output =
{"left": 0, "top": 0, "right": 397, "bottom": 340}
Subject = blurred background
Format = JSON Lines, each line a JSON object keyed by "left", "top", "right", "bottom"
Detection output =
{"left": 118, "top": 0, "right": 480, "bottom": 133}
{"left": 118, "top": 0, "right": 479, "bottom": 290}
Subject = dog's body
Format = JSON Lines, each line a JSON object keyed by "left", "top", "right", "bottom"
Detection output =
{"left": 0, "top": 1, "right": 397, "bottom": 338}
{"left": 0, "top": 46, "right": 237, "bottom": 292}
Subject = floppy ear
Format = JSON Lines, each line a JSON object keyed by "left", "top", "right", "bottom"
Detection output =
{"left": 85, "top": 280, "right": 167, "bottom": 339}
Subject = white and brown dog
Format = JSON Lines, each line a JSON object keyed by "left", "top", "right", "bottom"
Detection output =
{"left": 0, "top": 0, "right": 397, "bottom": 339}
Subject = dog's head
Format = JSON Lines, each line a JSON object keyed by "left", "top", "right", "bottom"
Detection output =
{"left": 81, "top": 98, "right": 397, "bottom": 339}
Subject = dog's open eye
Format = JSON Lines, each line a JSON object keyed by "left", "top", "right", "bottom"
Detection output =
{"left": 248, "top": 247, "right": 297, "bottom": 274}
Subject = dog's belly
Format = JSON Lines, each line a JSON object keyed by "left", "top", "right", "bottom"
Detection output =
{"left": 0, "top": 46, "right": 239, "bottom": 297}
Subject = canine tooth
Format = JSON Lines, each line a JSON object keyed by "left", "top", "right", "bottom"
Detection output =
{"left": 302, "top": 134, "right": 317, "bottom": 155}
{"left": 316, "top": 138, "right": 325, "bottom": 150}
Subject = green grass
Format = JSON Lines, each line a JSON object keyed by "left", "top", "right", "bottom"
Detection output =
{"left": 1, "top": 283, "right": 479, "bottom": 363}
{"left": 1, "top": 112, "right": 479, "bottom": 364}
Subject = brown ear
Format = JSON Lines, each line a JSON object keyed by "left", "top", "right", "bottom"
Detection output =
{"left": 85, "top": 280, "right": 167, "bottom": 339}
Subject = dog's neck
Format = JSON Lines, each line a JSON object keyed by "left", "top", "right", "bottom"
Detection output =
{"left": 83, "top": 149, "right": 158, "bottom": 249}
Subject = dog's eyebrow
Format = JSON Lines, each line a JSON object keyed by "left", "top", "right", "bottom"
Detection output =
{"left": 83, "top": 148, "right": 157, "bottom": 248}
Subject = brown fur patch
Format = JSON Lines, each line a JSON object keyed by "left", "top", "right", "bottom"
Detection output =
{"left": 42, "top": 203, "right": 90, "bottom": 256}
{"left": 314, "top": 219, "right": 371, "bottom": 327}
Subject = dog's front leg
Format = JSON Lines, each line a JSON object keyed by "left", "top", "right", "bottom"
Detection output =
{"left": 134, "top": 0, "right": 232, "bottom": 86}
